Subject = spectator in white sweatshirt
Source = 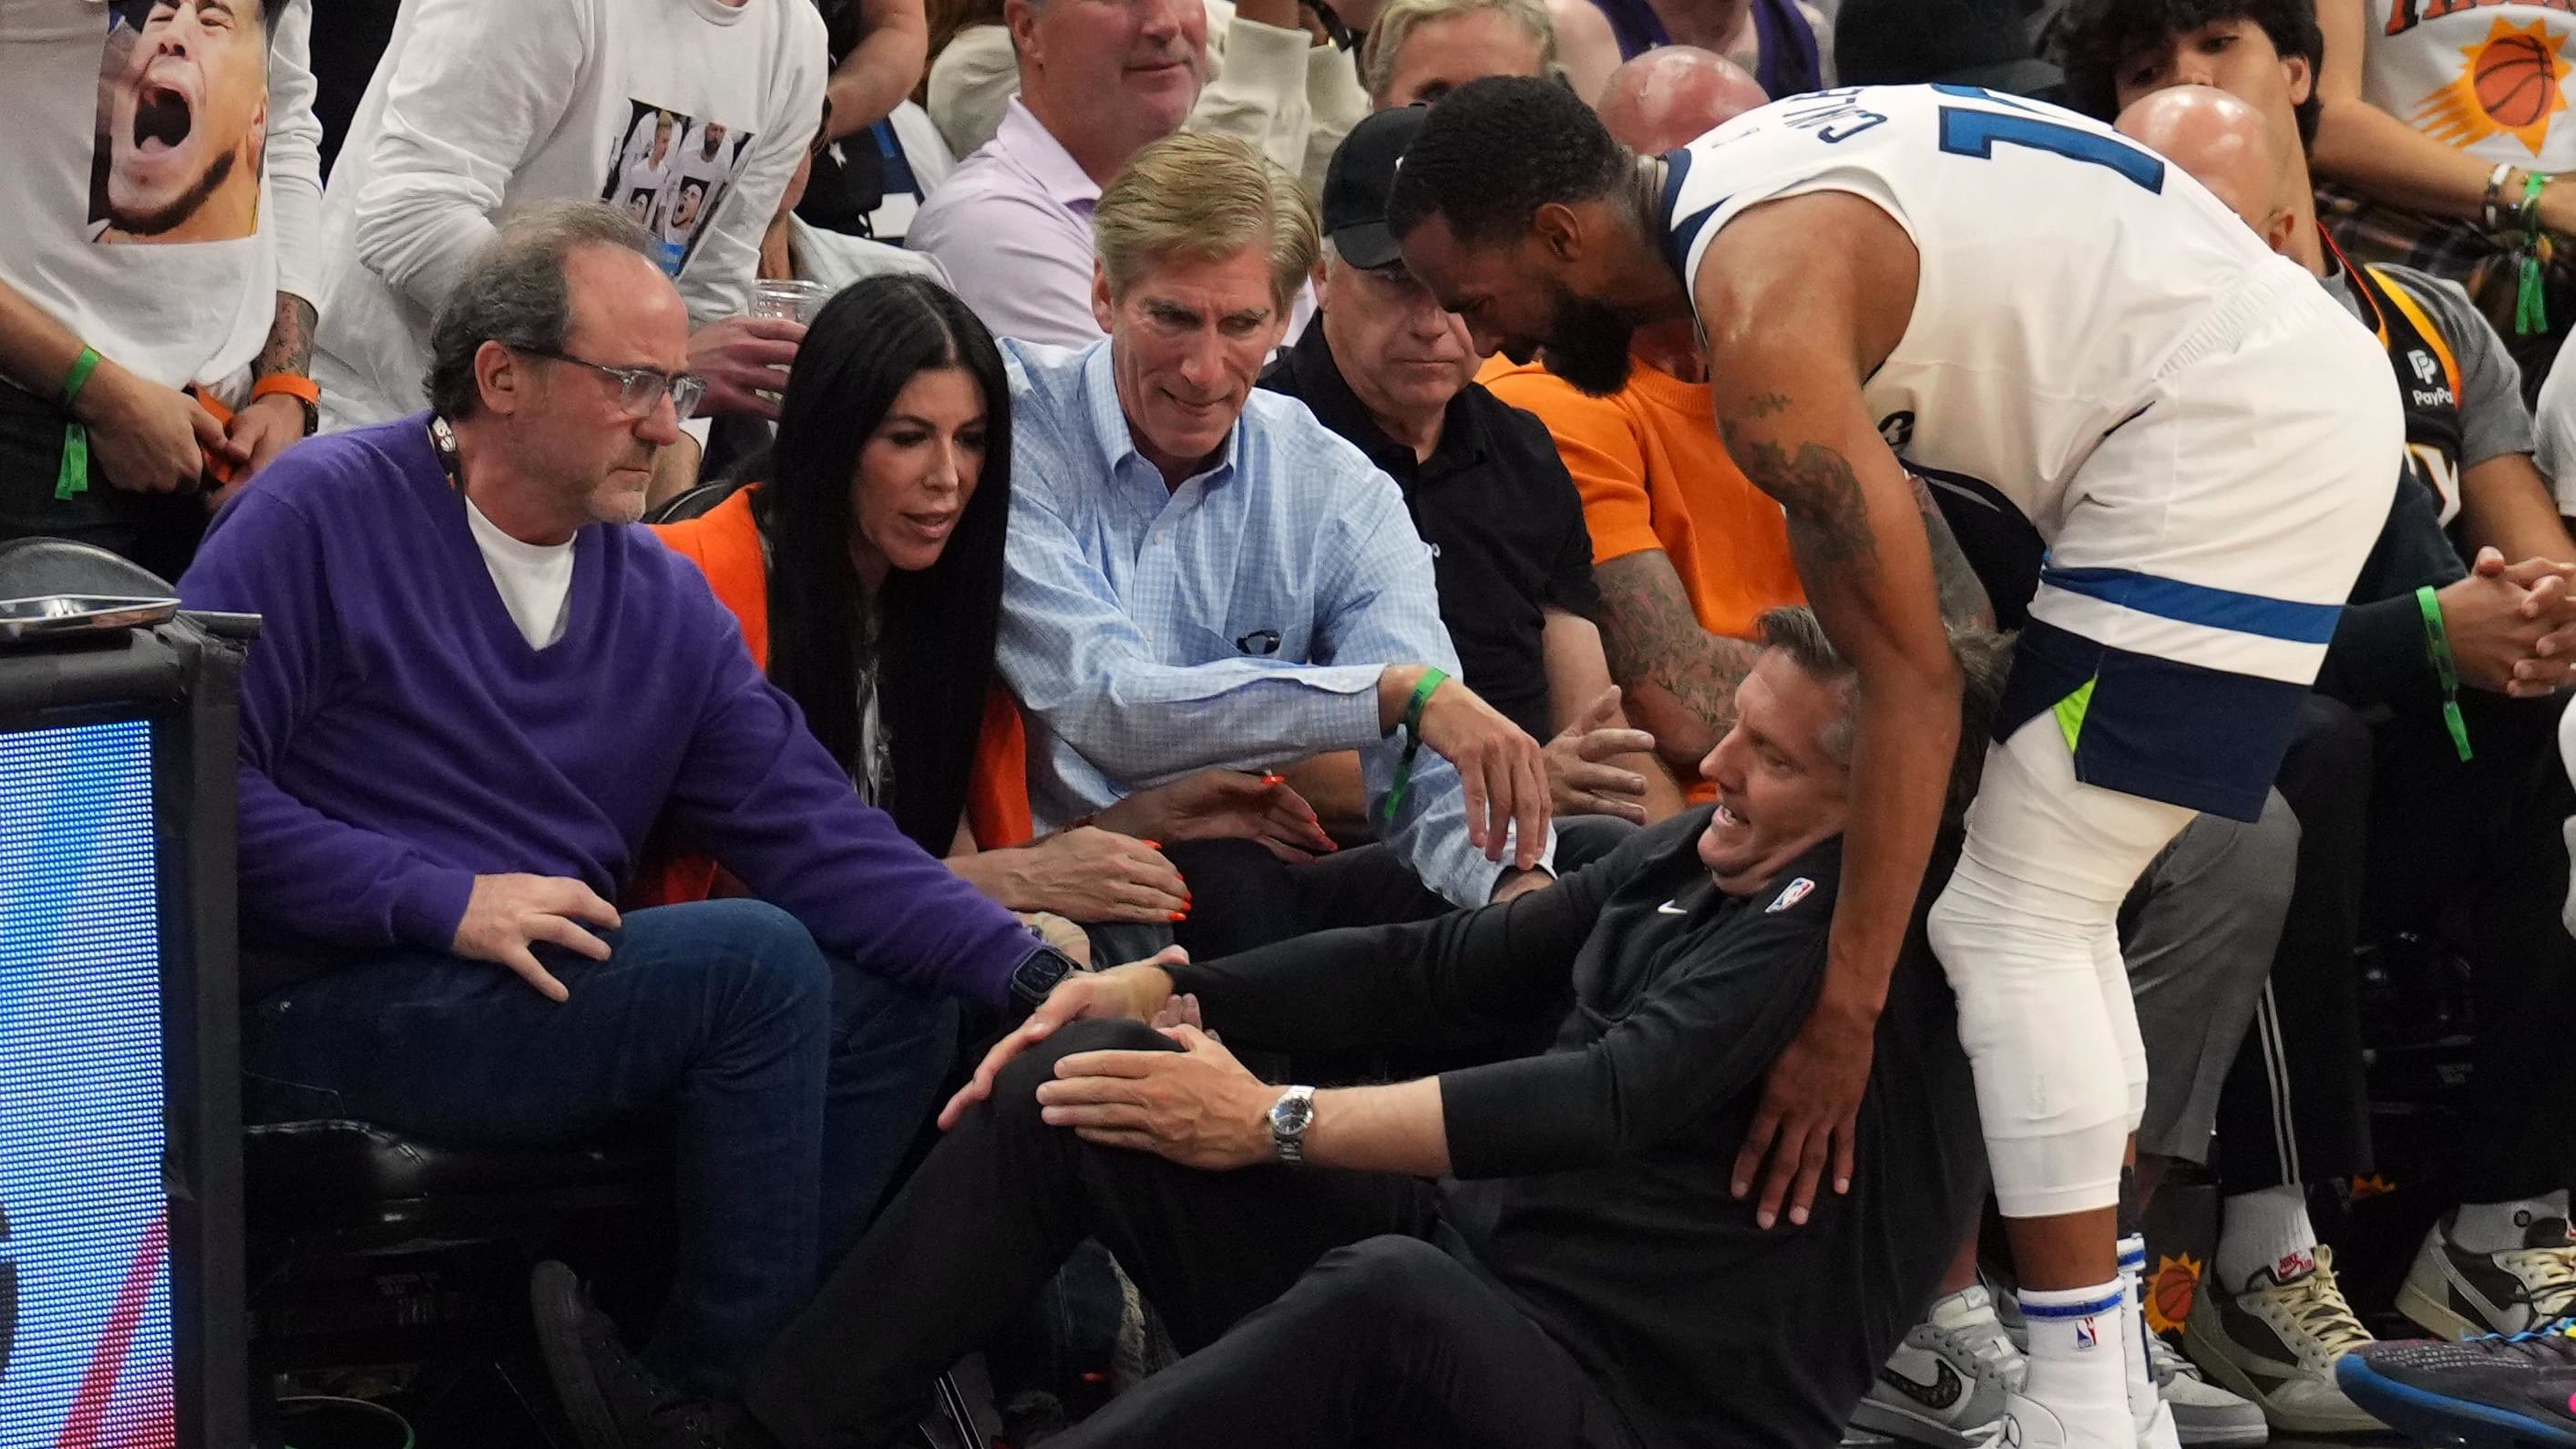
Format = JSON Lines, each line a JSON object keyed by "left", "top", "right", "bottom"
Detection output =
{"left": 0, "top": 0, "right": 324, "bottom": 581}
{"left": 309, "top": 0, "right": 829, "bottom": 431}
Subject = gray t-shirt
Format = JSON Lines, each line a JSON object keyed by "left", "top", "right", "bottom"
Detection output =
{"left": 2323, "top": 259, "right": 2535, "bottom": 527}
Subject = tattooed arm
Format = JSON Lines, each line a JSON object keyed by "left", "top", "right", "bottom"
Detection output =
{"left": 1697, "top": 191, "right": 1961, "bottom": 1228}
{"left": 223, "top": 293, "right": 321, "bottom": 492}
{"left": 1592, "top": 550, "right": 1763, "bottom": 771}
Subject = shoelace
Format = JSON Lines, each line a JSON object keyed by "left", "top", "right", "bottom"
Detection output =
{"left": 2271, "top": 1259, "right": 2376, "bottom": 1359}
{"left": 1945, "top": 1315, "right": 2026, "bottom": 1386}
{"left": 2499, "top": 1244, "right": 2576, "bottom": 1321}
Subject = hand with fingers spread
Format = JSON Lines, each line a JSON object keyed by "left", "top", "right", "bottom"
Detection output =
{"left": 1730, "top": 999, "right": 1875, "bottom": 1229}
{"left": 1382, "top": 664, "right": 1551, "bottom": 869}
{"left": 1545, "top": 685, "right": 1660, "bottom": 825}
{"left": 687, "top": 315, "right": 804, "bottom": 421}
{"left": 996, "top": 827, "right": 1194, "bottom": 923}
{"left": 1096, "top": 769, "right": 1339, "bottom": 863}
{"left": 1034, "top": 1023, "right": 1277, "bottom": 1169}
{"left": 938, "top": 947, "right": 1188, "bottom": 1129}
{"left": 449, "top": 873, "right": 624, "bottom": 1002}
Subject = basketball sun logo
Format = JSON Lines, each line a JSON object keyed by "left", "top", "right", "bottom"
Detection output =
{"left": 2414, "top": 17, "right": 2572, "bottom": 154}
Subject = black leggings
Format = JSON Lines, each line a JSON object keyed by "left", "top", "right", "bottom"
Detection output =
{"left": 741, "top": 1019, "right": 1641, "bottom": 1449}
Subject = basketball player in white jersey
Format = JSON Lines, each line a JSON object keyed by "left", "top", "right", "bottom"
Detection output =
{"left": 1389, "top": 77, "right": 2399, "bottom": 1449}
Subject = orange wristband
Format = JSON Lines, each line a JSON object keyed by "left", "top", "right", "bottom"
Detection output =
{"left": 251, "top": 373, "right": 319, "bottom": 407}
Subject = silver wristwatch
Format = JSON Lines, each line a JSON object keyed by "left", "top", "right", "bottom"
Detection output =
{"left": 1268, "top": 1084, "right": 1317, "bottom": 1166}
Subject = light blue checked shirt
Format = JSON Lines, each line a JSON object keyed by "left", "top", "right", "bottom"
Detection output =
{"left": 995, "top": 339, "right": 1552, "bottom": 907}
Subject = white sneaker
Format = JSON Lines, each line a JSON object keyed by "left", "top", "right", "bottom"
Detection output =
{"left": 2397, "top": 1208, "right": 2576, "bottom": 1340}
{"left": 1987, "top": 1265, "right": 2267, "bottom": 1447}
{"left": 1974, "top": 1389, "right": 2135, "bottom": 1449}
{"left": 1854, "top": 1285, "right": 2027, "bottom": 1449}
{"left": 2142, "top": 1324, "right": 2266, "bottom": 1446}
{"left": 2182, "top": 1246, "right": 2383, "bottom": 1434}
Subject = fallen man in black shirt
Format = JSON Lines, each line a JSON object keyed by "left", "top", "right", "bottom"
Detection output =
{"left": 539, "top": 606, "right": 2006, "bottom": 1449}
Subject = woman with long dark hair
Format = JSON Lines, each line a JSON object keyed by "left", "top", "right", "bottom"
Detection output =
{"left": 652, "top": 274, "right": 1330, "bottom": 930}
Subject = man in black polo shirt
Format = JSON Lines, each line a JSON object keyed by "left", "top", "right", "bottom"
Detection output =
{"left": 1258, "top": 105, "right": 1687, "bottom": 839}
{"left": 535, "top": 606, "right": 2003, "bottom": 1449}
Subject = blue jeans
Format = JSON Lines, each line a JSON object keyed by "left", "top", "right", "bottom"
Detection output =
{"left": 240, "top": 899, "right": 957, "bottom": 1392}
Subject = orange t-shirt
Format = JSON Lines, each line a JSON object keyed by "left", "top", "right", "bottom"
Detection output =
{"left": 635, "top": 487, "right": 1035, "bottom": 905}
{"left": 1481, "top": 355, "right": 1804, "bottom": 803}
{"left": 1480, "top": 355, "right": 1804, "bottom": 642}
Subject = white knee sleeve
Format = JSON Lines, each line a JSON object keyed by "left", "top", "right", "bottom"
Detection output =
{"left": 1930, "top": 719, "right": 2195, "bottom": 1219}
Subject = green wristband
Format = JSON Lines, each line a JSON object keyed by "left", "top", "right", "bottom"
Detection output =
{"left": 59, "top": 345, "right": 101, "bottom": 407}
{"left": 2417, "top": 585, "right": 2473, "bottom": 763}
{"left": 1379, "top": 666, "right": 1450, "bottom": 826}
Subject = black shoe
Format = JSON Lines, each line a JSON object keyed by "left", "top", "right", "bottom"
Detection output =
{"left": 2335, "top": 1321, "right": 2576, "bottom": 1449}
{"left": 531, "top": 1260, "right": 783, "bottom": 1449}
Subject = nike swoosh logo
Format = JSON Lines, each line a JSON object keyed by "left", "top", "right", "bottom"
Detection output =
{"left": 1657, "top": 900, "right": 1687, "bottom": 915}
{"left": 1879, "top": 1359, "right": 1965, "bottom": 1411}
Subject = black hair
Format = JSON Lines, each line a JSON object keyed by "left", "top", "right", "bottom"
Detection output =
{"left": 1385, "top": 75, "right": 1630, "bottom": 246}
{"left": 757, "top": 274, "right": 1013, "bottom": 856}
{"left": 2053, "top": 0, "right": 2324, "bottom": 152}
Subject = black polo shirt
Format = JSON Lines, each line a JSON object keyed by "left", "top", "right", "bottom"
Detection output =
{"left": 1258, "top": 324, "right": 1600, "bottom": 743}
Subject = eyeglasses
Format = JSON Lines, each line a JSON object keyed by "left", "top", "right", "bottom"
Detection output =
{"left": 517, "top": 346, "right": 707, "bottom": 422}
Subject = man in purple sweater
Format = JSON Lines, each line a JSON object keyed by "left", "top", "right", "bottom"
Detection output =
{"left": 178, "top": 200, "right": 1084, "bottom": 1395}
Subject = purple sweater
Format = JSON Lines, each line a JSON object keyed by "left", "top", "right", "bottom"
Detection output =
{"left": 180, "top": 416, "right": 1036, "bottom": 1003}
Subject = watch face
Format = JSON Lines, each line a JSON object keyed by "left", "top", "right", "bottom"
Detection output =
{"left": 1271, "top": 1093, "right": 1315, "bottom": 1136}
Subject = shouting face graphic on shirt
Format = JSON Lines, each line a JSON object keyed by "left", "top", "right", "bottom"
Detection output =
{"left": 98, "top": 0, "right": 272, "bottom": 242}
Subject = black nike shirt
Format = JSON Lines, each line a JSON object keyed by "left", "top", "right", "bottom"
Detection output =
{"left": 1168, "top": 810, "right": 1987, "bottom": 1449}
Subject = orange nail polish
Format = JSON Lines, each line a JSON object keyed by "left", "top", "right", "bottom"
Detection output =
{"left": 1169, "top": 909, "right": 1188, "bottom": 922}
{"left": 1143, "top": 839, "right": 1162, "bottom": 849}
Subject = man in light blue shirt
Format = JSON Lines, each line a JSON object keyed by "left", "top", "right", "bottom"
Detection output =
{"left": 996, "top": 129, "right": 1554, "bottom": 930}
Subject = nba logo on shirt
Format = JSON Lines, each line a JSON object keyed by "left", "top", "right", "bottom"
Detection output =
{"left": 2074, "top": 1317, "right": 2099, "bottom": 1351}
{"left": 1766, "top": 878, "right": 1815, "bottom": 913}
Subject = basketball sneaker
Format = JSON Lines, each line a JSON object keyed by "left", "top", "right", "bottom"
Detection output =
{"left": 2336, "top": 1319, "right": 2576, "bottom": 1449}
{"left": 2399, "top": 1209, "right": 2576, "bottom": 1340}
{"left": 1855, "top": 1284, "right": 2025, "bottom": 1449}
{"left": 1996, "top": 1269, "right": 2269, "bottom": 1445}
{"left": 2181, "top": 1245, "right": 2384, "bottom": 1434}
{"left": 2143, "top": 1326, "right": 2269, "bottom": 1446}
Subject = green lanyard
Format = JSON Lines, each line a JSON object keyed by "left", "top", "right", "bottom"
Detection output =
{"left": 1379, "top": 667, "right": 1449, "bottom": 825}
{"left": 56, "top": 346, "right": 102, "bottom": 500}
{"left": 2417, "top": 585, "right": 2473, "bottom": 763}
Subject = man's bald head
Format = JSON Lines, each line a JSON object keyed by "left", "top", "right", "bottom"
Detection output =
{"left": 1595, "top": 46, "right": 1767, "bottom": 154}
{"left": 2115, "top": 87, "right": 2295, "bottom": 255}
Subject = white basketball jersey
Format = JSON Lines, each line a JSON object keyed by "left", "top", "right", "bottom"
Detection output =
{"left": 1661, "top": 84, "right": 2306, "bottom": 540}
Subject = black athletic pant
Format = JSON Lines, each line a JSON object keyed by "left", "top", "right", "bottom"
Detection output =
{"left": 2360, "top": 687, "right": 2576, "bottom": 1202}
{"left": 0, "top": 378, "right": 208, "bottom": 583}
{"left": 2217, "top": 689, "right": 2576, "bottom": 1202}
{"left": 741, "top": 1019, "right": 1643, "bottom": 1449}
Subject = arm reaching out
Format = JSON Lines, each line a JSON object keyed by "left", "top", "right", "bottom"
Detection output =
{"left": 1698, "top": 192, "right": 1961, "bottom": 1225}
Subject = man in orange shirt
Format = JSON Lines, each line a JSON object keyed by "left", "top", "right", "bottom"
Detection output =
{"left": 1480, "top": 49, "right": 1801, "bottom": 791}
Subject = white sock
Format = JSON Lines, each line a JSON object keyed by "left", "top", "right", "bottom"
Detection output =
{"left": 2020, "top": 1279, "right": 2132, "bottom": 1444}
{"left": 2117, "top": 1236, "right": 2159, "bottom": 1436}
{"left": 2453, "top": 1191, "right": 2572, "bottom": 1254}
{"left": 2217, "top": 1184, "right": 2318, "bottom": 1290}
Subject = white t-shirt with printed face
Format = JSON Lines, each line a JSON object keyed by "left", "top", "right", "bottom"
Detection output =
{"left": 310, "top": 0, "right": 826, "bottom": 429}
{"left": 2363, "top": 0, "right": 2576, "bottom": 172}
{"left": 0, "top": 0, "right": 322, "bottom": 395}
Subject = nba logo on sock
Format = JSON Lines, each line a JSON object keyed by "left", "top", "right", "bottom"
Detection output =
{"left": 2073, "top": 1316, "right": 2099, "bottom": 1351}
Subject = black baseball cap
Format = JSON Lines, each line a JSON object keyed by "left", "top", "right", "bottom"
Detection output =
{"left": 1322, "top": 105, "right": 1429, "bottom": 272}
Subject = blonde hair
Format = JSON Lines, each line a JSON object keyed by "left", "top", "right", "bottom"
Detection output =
{"left": 1093, "top": 131, "right": 1319, "bottom": 311}
{"left": 1359, "top": 0, "right": 1557, "bottom": 102}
